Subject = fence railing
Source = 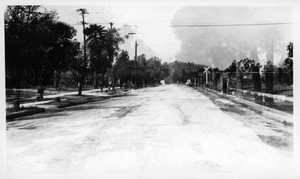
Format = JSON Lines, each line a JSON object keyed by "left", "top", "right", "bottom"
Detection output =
{"left": 194, "top": 70, "right": 293, "bottom": 114}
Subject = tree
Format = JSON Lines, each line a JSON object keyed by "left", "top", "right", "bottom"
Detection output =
{"left": 67, "top": 41, "right": 88, "bottom": 96}
{"left": 252, "top": 63, "right": 261, "bottom": 92}
{"left": 85, "top": 24, "right": 107, "bottom": 89}
{"left": 85, "top": 24, "right": 124, "bottom": 89}
{"left": 164, "top": 61, "right": 205, "bottom": 84}
{"left": 224, "top": 60, "right": 237, "bottom": 78}
{"left": 180, "top": 69, "right": 187, "bottom": 83}
{"left": 162, "top": 62, "right": 170, "bottom": 79}
{"left": 145, "top": 57, "right": 163, "bottom": 86}
{"left": 5, "top": 6, "right": 44, "bottom": 91}
{"left": 105, "top": 26, "right": 125, "bottom": 89}
{"left": 113, "top": 50, "right": 131, "bottom": 88}
{"left": 5, "top": 6, "right": 77, "bottom": 108}
{"left": 287, "top": 42, "right": 293, "bottom": 58}
{"left": 264, "top": 61, "right": 275, "bottom": 94}
{"left": 283, "top": 42, "right": 293, "bottom": 85}
{"left": 130, "top": 54, "right": 147, "bottom": 87}
{"left": 48, "top": 22, "right": 77, "bottom": 90}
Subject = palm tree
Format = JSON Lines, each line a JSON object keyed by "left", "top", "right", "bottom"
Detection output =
{"left": 85, "top": 24, "right": 107, "bottom": 88}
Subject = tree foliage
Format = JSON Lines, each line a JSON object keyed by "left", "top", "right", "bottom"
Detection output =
{"left": 5, "top": 6, "right": 76, "bottom": 89}
{"left": 113, "top": 53, "right": 171, "bottom": 87}
{"left": 113, "top": 50, "right": 131, "bottom": 87}
{"left": 165, "top": 61, "right": 206, "bottom": 83}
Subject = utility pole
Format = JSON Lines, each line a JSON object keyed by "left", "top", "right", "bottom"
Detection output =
{"left": 109, "top": 22, "right": 114, "bottom": 29}
{"left": 76, "top": 8, "right": 88, "bottom": 66}
{"left": 204, "top": 67, "right": 210, "bottom": 85}
{"left": 135, "top": 41, "right": 138, "bottom": 60}
{"left": 109, "top": 22, "right": 114, "bottom": 91}
{"left": 76, "top": 8, "right": 88, "bottom": 95}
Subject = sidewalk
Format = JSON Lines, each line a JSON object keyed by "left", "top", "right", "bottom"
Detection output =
{"left": 6, "top": 88, "right": 110, "bottom": 109}
{"left": 6, "top": 87, "right": 131, "bottom": 121}
{"left": 197, "top": 87, "right": 293, "bottom": 124}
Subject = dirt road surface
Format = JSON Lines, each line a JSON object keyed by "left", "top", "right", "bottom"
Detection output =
{"left": 6, "top": 84, "right": 293, "bottom": 177}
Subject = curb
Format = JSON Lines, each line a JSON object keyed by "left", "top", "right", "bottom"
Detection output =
{"left": 6, "top": 91, "right": 131, "bottom": 121}
{"left": 231, "top": 88, "right": 293, "bottom": 103}
{"left": 56, "top": 92, "right": 129, "bottom": 109}
{"left": 199, "top": 87, "right": 293, "bottom": 124}
{"left": 56, "top": 97, "right": 106, "bottom": 108}
{"left": 6, "top": 108, "right": 45, "bottom": 121}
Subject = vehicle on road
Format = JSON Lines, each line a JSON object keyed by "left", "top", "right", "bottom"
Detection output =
{"left": 185, "top": 79, "right": 194, "bottom": 87}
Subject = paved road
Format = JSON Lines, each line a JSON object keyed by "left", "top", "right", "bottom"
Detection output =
{"left": 6, "top": 84, "right": 293, "bottom": 176}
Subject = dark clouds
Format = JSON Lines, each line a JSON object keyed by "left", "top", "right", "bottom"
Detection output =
{"left": 171, "top": 6, "right": 292, "bottom": 69}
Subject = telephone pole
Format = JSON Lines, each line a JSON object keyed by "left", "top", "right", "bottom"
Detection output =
{"left": 76, "top": 8, "right": 88, "bottom": 66}
{"left": 76, "top": 8, "right": 88, "bottom": 95}
{"left": 109, "top": 22, "right": 113, "bottom": 29}
{"left": 204, "top": 67, "right": 210, "bottom": 85}
{"left": 135, "top": 41, "right": 138, "bottom": 60}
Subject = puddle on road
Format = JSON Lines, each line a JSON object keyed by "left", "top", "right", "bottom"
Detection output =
{"left": 272, "top": 129, "right": 292, "bottom": 137}
{"left": 19, "top": 125, "right": 40, "bottom": 130}
{"left": 174, "top": 105, "right": 190, "bottom": 125}
{"left": 257, "top": 135, "right": 291, "bottom": 148}
{"left": 7, "top": 121, "right": 43, "bottom": 131}
{"left": 105, "top": 105, "right": 141, "bottom": 119}
{"left": 219, "top": 106, "right": 245, "bottom": 115}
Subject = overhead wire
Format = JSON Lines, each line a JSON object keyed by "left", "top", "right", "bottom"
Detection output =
{"left": 58, "top": 6, "right": 81, "bottom": 22}
{"left": 59, "top": 8, "right": 80, "bottom": 22}
{"left": 170, "top": 22, "right": 292, "bottom": 27}
{"left": 64, "top": 7, "right": 82, "bottom": 20}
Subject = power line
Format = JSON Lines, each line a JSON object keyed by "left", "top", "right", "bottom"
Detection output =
{"left": 76, "top": 8, "right": 88, "bottom": 70}
{"left": 59, "top": 7, "right": 80, "bottom": 21}
{"left": 171, "top": 22, "right": 292, "bottom": 27}
{"left": 65, "top": 7, "right": 82, "bottom": 20}
{"left": 120, "top": 20, "right": 171, "bottom": 24}
{"left": 58, "top": 7, "right": 81, "bottom": 22}
{"left": 63, "top": 7, "right": 81, "bottom": 21}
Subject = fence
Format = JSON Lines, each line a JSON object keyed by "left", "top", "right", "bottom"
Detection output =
{"left": 198, "top": 70, "right": 293, "bottom": 114}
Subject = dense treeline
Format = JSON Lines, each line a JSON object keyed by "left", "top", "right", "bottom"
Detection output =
{"left": 5, "top": 5, "right": 207, "bottom": 98}
{"left": 114, "top": 52, "right": 169, "bottom": 88}
{"left": 5, "top": 5, "right": 204, "bottom": 111}
{"left": 165, "top": 61, "right": 206, "bottom": 84}
{"left": 5, "top": 6, "right": 76, "bottom": 89}
{"left": 221, "top": 42, "right": 293, "bottom": 94}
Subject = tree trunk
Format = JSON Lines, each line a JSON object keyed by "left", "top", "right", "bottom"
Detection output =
{"left": 253, "top": 66, "right": 262, "bottom": 103}
{"left": 252, "top": 66, "right": 261, "bottom": 92}
{"left": 112, "top": 75, "right": 115, "bottom": 90}
{"left": 120, "top": 79, "right": 123, "bottom": 89}
{"left": 93, "top": 72, "right": 98, "bottom": 89}
{"left": 266, "top": 72, "right": 274, "bottom": 94}
{"left": 54, "top": 70, "right": 61, "bottom": 90}
{"left": 78, "top": 74, "right": 85, "bottom": 96}
{"left": 99, "top": 74, "right": 103, "bottom": 91}
{"left": 37, "top": 86, "right": 45, "bottom": 100}
{"left": 13, "top": 68, "right": 22, "bottom": 110}
{"left": 236, "top": 71, "right": 243, "bottom": 96}
{"left": 13, "top": 90, "right": 21, "bottom": 111}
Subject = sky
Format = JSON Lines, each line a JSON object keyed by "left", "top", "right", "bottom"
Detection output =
{"left": 171, "top": 6, "right": 293, "bottom": 68}
{"left": 45, "top": 5, "right": 293, "bottom": 68}
{"left": 47, "top": 6, "right": 182, "bottom": 62}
